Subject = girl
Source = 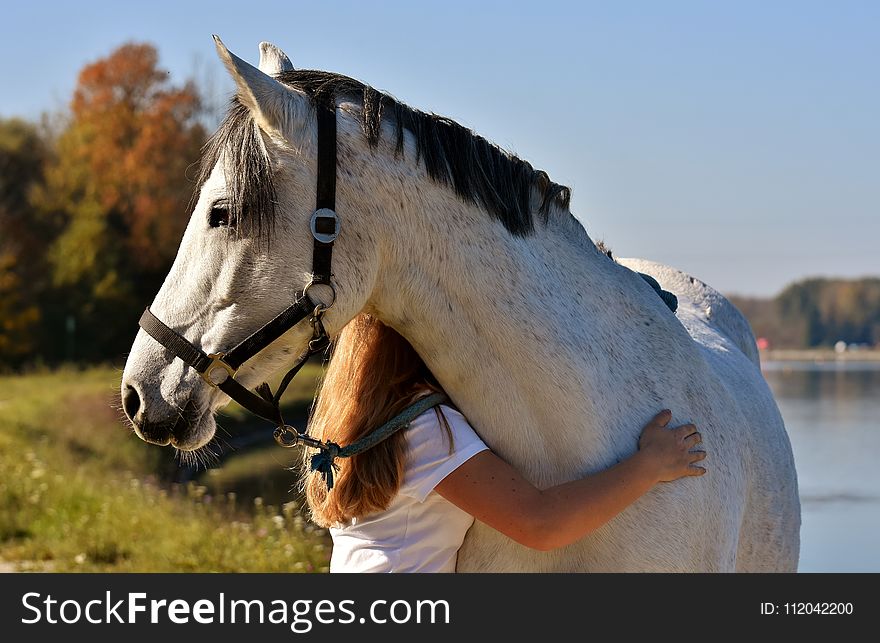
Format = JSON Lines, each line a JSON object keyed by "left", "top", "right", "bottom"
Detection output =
{"left": 303, "top": 314, "right": 706, "bottom": 572}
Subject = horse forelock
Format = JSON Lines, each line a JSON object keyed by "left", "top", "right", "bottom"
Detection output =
{"left": 193, "top": 101, "right": 278, "bottom": 238}
{"left": 194, "top": 69, "right": 573, "bottom": 238}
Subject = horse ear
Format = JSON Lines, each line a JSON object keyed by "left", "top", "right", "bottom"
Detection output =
{"left": 213, "top": 35, "right": 300, "bottom": 136}
{"left": 258, "top": 41, "right": 294, "bottom": 75}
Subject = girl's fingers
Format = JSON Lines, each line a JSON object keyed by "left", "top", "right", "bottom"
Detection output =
{"left": 684, "top": 432, "right": 702, "bottom": 447}
{"left": 690, "top": 450, "right": 707, "bottom": 463}
{"left": 687, "top": 465, "right": 707, "bottom": 477}
{"left": 653, "top": 409, "right": 672, "bottom": 427}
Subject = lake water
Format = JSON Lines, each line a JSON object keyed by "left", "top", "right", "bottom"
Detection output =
{"left": 762, "top": 361, "right": 880, "bottom": 572}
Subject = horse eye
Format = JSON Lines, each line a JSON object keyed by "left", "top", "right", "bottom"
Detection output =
{"left": 209, "top": 205, "right": 232, "bottom": 228}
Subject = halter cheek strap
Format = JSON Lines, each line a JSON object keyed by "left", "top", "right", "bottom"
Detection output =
{"left": 311, "top": 103, "right": 337, "bottom": 286}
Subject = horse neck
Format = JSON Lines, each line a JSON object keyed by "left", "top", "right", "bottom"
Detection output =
{"left": 366, "top": 187, "right": 635, "bottom": 474}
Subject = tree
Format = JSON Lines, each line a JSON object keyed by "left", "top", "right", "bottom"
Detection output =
{"left": 36, "top": 43, "right": 205, "bottom": 361}
{"left": 732, "top": 278, "right": 880, "bottom": 349}
{"left": 0, "top": 118, "right": 48, "bottom": 366}
{"left": 0, "top": 251, "right": 40, "bottom": 364}
{"left": 0, "top": 117, "right": 48, "bottom": 245}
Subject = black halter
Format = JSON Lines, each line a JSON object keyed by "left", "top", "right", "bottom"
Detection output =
{"left": 138, "top": 100, "right": 340, "bottom": 448}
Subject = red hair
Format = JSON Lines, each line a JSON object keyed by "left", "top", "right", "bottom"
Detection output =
{"left": 303, "top": 314, "right": 449, "bottom": 527}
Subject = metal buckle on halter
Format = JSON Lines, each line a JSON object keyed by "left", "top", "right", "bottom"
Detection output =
{"left": 274, "top": 425, "right": 327, "bottom": 449}
{"left": 310, "top": 208, "right": 340, "bottom": 243}
{"left": 201, "top": 353, "right": 237, "bottom": 387}
{"left": 308, "top": 304, "right": 332, "bottom": 352}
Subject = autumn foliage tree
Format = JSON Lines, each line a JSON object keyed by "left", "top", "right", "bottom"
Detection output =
{"left": 36, "top": 42, "right": 205, "bottom": 361}
{"left": 0, "top": 118, "right": 48, "bottom": 365}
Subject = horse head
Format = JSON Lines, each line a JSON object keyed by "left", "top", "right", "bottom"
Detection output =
{"left": 121, "top": 38, "right": 382, "bottom": 450}
{"left": 121, "top": 36, "right": 569, "bottom": 455}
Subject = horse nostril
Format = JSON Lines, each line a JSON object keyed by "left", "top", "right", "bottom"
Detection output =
{"left": 122, "top": 384, "right": 142, "bottom": 422}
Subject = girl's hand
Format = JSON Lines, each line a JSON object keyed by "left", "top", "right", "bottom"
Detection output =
{"left": 637, "top": 410, "right": 706, "bottom": 483}
{"left": 438, "top": 409, "right": 707, "bottom": 551}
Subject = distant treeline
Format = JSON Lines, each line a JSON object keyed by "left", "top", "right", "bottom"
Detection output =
{"left": 0, "top": 43, "right": 204, "bottom": 369}
{"left": 729, "top": 278, "right": 880, "bottom": 349}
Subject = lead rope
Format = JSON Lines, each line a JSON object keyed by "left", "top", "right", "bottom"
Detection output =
{"left": 264, "top": 305, "right": 332, "bottom": 447}
{"left": 263, "top": 305, "right": 448, "bottom": 491}
{"left": 308, "top": 392, "right": 447, "bottom": 490}
{"left": 638, "top": 273, "right": 678, "bottom": 313}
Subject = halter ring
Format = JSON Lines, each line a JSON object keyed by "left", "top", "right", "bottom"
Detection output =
{"left": 303, "top": 279, "right": 337, "bottom": 311}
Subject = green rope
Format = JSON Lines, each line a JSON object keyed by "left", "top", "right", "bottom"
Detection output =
{"left": 310, "top": 392, "right": 448, "bottom": 490}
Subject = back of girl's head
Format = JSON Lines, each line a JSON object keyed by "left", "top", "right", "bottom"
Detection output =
{"left": 303, "top": 314, "right": 447, "bottom": 527}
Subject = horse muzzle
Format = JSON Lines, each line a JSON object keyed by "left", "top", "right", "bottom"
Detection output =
{"left": 121, "top": 379, "right": 212, "bottom": 450}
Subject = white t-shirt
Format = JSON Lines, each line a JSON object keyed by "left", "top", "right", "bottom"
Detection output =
{"left": 329, "top": 404, "right": 489, "bottom": 573}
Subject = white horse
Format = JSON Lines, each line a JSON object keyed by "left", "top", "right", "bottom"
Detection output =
{"left": 121, "top": 39, "right": 800, "bottom": 572}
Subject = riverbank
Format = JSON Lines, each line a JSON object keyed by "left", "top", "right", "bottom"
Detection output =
{"left": 762, "top": 348, "right": 880, "bottom": 362}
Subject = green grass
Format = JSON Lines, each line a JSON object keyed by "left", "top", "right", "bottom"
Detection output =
{"left": 0, "top": 365, "right": 331, "bottom": 572}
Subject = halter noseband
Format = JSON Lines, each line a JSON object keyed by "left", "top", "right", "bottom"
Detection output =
{"left": 138, "top": 99, "right": 341, "bottom": 449}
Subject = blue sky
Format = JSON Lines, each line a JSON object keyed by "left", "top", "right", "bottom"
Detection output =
{"left": 2, "top": 0, "right": 877, "bottom": 295}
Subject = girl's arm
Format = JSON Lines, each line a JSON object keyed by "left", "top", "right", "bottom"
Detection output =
{"left": 435, "top": 409, "right": 705, "bottom": 551}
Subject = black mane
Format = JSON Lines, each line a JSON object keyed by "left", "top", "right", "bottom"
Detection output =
{"left": 196, "top": 69, "right": 571, "bottom": 237}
